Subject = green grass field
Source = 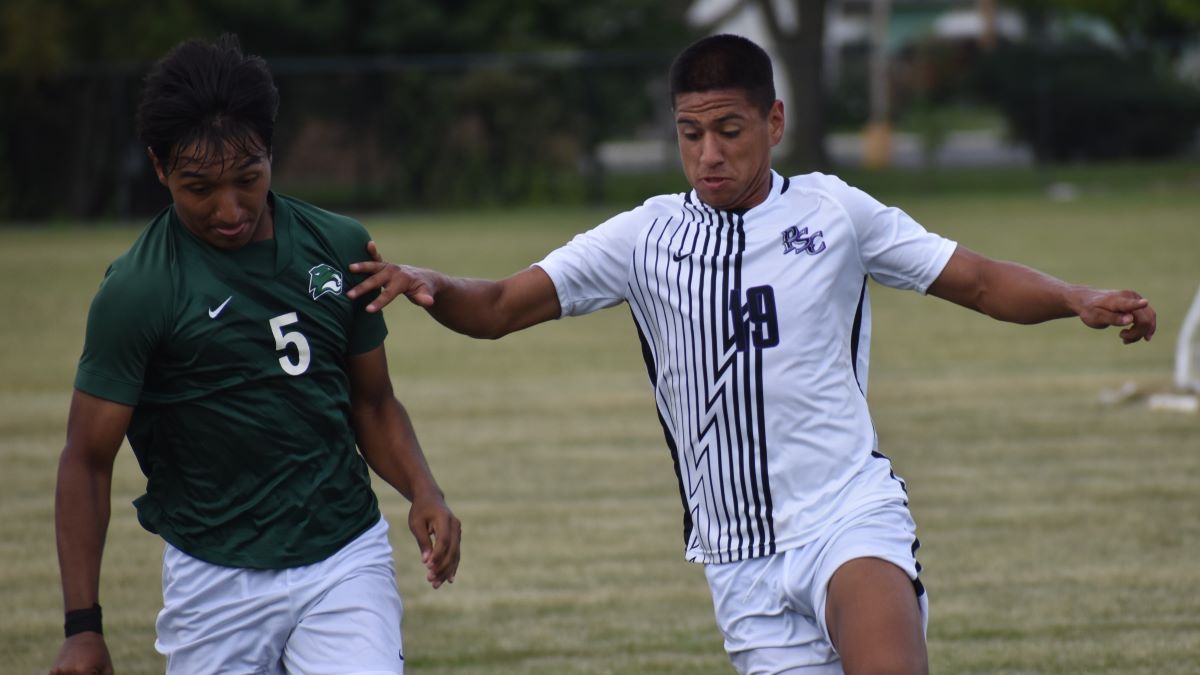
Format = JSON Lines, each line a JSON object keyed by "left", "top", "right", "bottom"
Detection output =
{"left": 2, "top": 173, "right": 1199, "bottom": 673}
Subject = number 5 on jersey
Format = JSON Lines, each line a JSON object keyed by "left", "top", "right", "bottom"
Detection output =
{"left": 270, "top": 312, "right": 311, "bottom": 375}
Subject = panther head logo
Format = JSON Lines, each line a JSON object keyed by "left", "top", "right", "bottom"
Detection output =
{"left": 308, "top": 263, "right": 344, "bottom": 300}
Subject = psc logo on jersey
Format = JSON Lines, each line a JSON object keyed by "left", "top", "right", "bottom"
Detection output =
{"left": 781, "top": 225, "right": 827, "bottom": 256}
{"left": 308, "top": 263, "right": 344, "bottom": 300}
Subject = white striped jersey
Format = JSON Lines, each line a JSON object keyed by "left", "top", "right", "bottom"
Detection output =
{"left": 536, "top": 171, "right": 957, "bottom": 564}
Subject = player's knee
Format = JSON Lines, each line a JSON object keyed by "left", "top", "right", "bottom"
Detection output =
{"left": 842, "top": 660, "right": 927, "bottom": 675}
{"left": 840, "top": 649, "right": 928, "bottom": 675}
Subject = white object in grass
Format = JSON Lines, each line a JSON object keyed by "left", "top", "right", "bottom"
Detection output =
{"left": 1147, "top": 393, "right": 1199, "bottom": 414}
{"left": 1175, "top": 284, "right": 1200, "bottom": 393}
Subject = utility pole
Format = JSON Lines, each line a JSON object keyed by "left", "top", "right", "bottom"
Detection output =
{"left": 863, "top": 0, "right": 892, "bottom": 169}
{"left": 979, "top": 0, "right": 997, "bottom": 51}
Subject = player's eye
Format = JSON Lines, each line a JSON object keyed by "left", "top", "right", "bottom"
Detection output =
{"left": 680, "top": 130, "right": 700, "bottom": 141}
{"left": 721, "top": 128, "right": 742, "bottom": 139}
{"left": 185, "top": 184, "right": 210, "bottom": 195}
{"left": 238, "top": 173, "right": 260, "bottom": 186}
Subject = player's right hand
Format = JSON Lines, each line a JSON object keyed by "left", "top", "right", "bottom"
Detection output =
{"left": 50, "top": 632, "right": 113, "bottom": 675}
{"left": 348, "top": 241, "right": 439, "bottom": 313}
{"left": 1075, "top": 288, "right": 1157, "bottom": 344}
{"left": 408, "top": 489, "right": 462, "bottom": 589}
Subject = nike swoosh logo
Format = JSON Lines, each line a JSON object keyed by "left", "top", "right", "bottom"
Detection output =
{"left": 208, "top": 296, "right": 233, "bottom": 319}
{"left": 672, "top": 252, "right": 689, "bottom": 262}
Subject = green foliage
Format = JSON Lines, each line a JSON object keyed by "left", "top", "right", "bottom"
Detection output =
{"left": 825, "top": 52, "right": 870, "bottom": 130}
{"left": 1167, "top": 0, "right": 1200, "bottom": 24}
{"left": 268, "top": 58, "right": 669, "bottom": 210}
{"left": 0, "top": 0, "right": 208, "bottom": 72}
{"left": 832, "top": 158, "right": 1200, "bottom": 202}
{"left": 0, "top": 1, "right": 692, "bottom": 220}
{"left": 0, "top": 0, "right": 69, "bottom": 74}
{"left": 977, "top": 42, "right": 1200, "bottom": 161}
{"left": 380, "top": 68, "right": 586, "bottom": 207}
{"left": 1005, "top": 0, "right": 1200, "bottom": 35}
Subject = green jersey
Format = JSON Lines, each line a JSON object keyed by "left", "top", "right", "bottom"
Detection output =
{"left": 75, "top": 193, "right": 387, "bottom": 569}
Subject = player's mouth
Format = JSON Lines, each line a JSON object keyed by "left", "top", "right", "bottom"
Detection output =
{"left": 214, "top": 221, "right": 251, "bottom": 239}
{"left": 700, "top": 177, "right": 731, "bottom": 190}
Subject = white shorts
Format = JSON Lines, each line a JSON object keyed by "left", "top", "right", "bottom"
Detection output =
{"left": 155, "top": 516, "right": 405, "bottom": 675}
{"left": 704, "top": 499, "right": 928, "bottom": 675}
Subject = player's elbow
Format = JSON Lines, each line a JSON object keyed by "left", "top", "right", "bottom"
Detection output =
{"left": 432, "top": 314, "right": 509, "bottom": 340}
{"left": 58, "top": 441, "right": 117, "bottom": 476}
{"left": 976, "top": 290, "right": 1044, "bottom": 325}
{"left": 971, "top": 266, "right": 1042, "bottom": 324}
{"left": 464, "top": 323, "right": 514, "bottom": 340}
{"left": 433, "top": 300, "right": 528, "bottom": 340}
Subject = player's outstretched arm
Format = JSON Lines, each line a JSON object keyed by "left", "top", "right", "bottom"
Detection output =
{"left": 52, "top": 391, "right": 130, "bottom": 675}
{"left": 927, "top": 246, "right": 1157, "bottom": 344}
{"left": 348, "top": 346, "right": 461, "bottom": 588}
{"left": 347, "top": 241, "right": 562, "bottom": 339}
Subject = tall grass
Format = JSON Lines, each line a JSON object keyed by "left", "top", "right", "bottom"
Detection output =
{"left": 1, "top": 177, "right": 1197, "bottom": 673}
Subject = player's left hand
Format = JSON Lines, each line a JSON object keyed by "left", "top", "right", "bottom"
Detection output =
{"left": 408, "top": 489, "right": 461, "bottom": 589}
{"left": 1076, "top": 289, "right": 1157, "bottom": 344}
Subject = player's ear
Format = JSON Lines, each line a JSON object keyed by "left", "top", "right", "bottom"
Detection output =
{"left": 147, "top": 147, "right": 169, "bottom": 186}
{"left": 768, "top": 100, "right": 785, "bottom": 147}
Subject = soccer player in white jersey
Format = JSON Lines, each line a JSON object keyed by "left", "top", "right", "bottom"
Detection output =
{"left": 349, "top": 34, "right": 1156, "bottom": 675}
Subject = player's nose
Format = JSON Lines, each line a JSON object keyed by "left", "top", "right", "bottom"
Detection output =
{"left": 212, "top": 188, "right": 246, "bottom": 225}
{"left": 699, "top": 135, "right": 724, "bottom": 166}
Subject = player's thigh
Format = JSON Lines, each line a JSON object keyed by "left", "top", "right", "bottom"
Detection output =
{"left": 283, "top": 559, "right": 405, "bottom": 674}
{"left": 813, "top": 502, "right": 928, "bottom": 675}
{"left": 824, "top": 558, "right": 927, "bottom": 675}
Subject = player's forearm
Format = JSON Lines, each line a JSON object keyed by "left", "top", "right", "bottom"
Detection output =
{"left": 931, "top": 248, "right": 1083, "bottom": 325}
{"left": 424, "top": 274, "right": 515, "bottom": 339}
{"left": 353, "top": 391, "right": 460, "bottom": 588}
{"left": 972, "top": 259, "right": 1083, "bottom": 324}
{"left": 54, "top": 446, "right": 113, "bottom": 611}
{"left": 422, "top": 266, "right": 560, "bottom": 340}
{"left": 353, "top": 397, "right": 443, "bottom": 502}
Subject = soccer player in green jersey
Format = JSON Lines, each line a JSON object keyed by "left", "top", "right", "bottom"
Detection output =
{"left": 51, "top": 35, "right": 460, "bottom": 675}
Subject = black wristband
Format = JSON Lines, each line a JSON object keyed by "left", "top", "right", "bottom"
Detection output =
{"left": 64, "top": 603, "right": 103, "bottom": 637}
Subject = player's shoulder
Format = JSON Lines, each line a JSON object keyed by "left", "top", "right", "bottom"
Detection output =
{"left": 640, "top": 190, "right": 688, "bottom": 211}
{"left": 105, "top": 205, "right": 178, "bottom": 281}
{"left": 782, "top": 171, "right": 858, "bottom": 202}
{"left": 90, "top": 208, "right": 178, "bottom": 315}
{"left": 277, "top": 193, "right": 371, "bottom": 242}
{"left": 597, "top": 190, "right": 687, "bottom": 229}
{"left": 275, "top": 193, "right": 377, "bottom": 276}
{"left": 777, "top": 171, "right": 884, "bottom": 222}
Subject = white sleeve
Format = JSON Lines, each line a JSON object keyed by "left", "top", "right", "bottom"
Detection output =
{"left": 534, "top": 207, "right": 645, "bottom": 317}
{"left": 822, "top": 175, "right": 957, "bottom": 293}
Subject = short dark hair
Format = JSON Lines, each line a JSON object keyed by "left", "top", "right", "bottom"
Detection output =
{"left": 136, "top": 34, "right": 279, "bottom": 175}
{"left": 669, "top": 34, "right": 776, "bottom": 116}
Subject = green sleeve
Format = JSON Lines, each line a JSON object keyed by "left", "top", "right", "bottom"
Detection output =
{"left": 343, "top": 225, "right": 388, "bottom": 356}
{"left": 348, "top": 297, "right": 388, "bottom": 355}
{"left": 74, "top": 264, "right": 171, "bottom": 405}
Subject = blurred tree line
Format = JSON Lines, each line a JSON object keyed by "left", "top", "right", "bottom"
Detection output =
{"left": 0, "top": 0, "right": 692, "bottom": 220}
{"left": 977, "top": 0, "right": 1200, "bottom": 160}
{"left": 3, "top": 0, "right": 1200, "bottom": 221}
